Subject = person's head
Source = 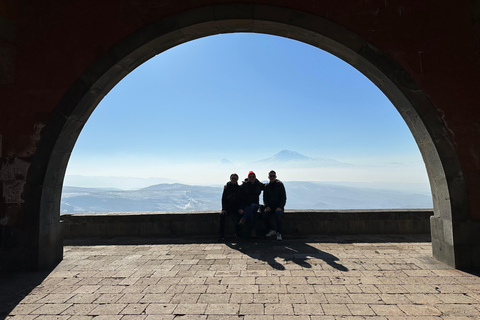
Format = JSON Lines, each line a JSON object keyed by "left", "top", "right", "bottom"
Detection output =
{"left": 248, "top": 171, "right": 256, "bottom": 183}
{"left": 268, "top": 170, "right": 277, "bottom": 182}
{"left": 230, "top": 173, "right": 239, "bottom": 184}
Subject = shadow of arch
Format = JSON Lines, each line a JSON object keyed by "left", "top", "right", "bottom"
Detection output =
{"left": 26, "top": 3, "right": 467, "bottom": 270}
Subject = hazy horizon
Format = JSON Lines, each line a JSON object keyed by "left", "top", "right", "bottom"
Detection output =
{"left": 61, "top": 180, "right": 433, "bottom": 214}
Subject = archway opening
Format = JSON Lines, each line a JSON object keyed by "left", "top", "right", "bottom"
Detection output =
{"left": 31, "top": 5, "right": 464, "bottom": 269}
{"left": 62, "top": 33, "right": 432, "bottom": 213}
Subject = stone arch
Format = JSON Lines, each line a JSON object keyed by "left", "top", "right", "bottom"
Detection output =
{"left": 27, "top": 4, "right": 467, "bottom": 269}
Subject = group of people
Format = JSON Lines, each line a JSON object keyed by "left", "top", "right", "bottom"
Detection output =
{"left": 219, "top": 170, "right": 287, "bottom": 242}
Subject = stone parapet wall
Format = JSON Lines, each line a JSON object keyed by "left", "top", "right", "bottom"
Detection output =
{"left": 61, "top": 209, "right": 433, "bottom": 239}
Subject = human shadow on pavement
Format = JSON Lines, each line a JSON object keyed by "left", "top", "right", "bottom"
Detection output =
{"left": 225, "top": 238, "right": 349, "bottom": 272}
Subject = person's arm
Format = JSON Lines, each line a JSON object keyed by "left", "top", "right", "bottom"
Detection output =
{"left": 221, "top": 185, "right": 227, "bottom": 212}
{"left": 240, "top": 183, "right": 247, "bottom": 207}
{"left": 263, "top": 185, "right": 271, "bottom": 210}
{"left": 279, "top": 182, "right": 287, "bottom": 209}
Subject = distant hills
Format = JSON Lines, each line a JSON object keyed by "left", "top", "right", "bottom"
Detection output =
{"left": 61, "top": 181, "right": 433, "bottom": 214}
{"left": 63, "top": 175, "right": 180, "bottom": 190}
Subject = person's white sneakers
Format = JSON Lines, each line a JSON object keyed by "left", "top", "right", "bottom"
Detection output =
{"left": 266, "top": 230, "right": 276, "bottom": 237}
{"left": 276, "top": 233, "right": 282, "bottom": 241}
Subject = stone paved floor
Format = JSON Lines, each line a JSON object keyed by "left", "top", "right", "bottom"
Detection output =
{"left": 2, "top": 234, "right": 480, "bottom": 319}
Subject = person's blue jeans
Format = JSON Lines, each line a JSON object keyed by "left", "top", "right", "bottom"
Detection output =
{"left": 263, "top": 208, "right": 284, "bottom": 234}
{"left": 243, "top": 203, "right": 259, "bottom": 222}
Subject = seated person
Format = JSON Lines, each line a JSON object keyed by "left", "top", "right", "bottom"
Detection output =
{"left": 238, "top": 171, "right": 265, "bottom": 237}
{"left": 218, "top": 173, "right": 242, "bottom": 241}
{"left": 263, "top": 170, "right": 287, "bottom": 241}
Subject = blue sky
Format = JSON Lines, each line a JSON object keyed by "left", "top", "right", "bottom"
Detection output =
{"left": 65, "top": 33, "right": 429, "bottom": 190}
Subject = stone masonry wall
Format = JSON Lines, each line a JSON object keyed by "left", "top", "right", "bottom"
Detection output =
{"left": 61, "top": 209, "right": 433, "bottom": 239}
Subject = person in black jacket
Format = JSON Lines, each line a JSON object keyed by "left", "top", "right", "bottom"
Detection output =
{"left": 263, "top": 170, "right": 287, "bottom": 241}
{"left": 218, "top": 173, "right": 242, "bottom": 242}
{"left": 238, "top": 171, "right": 265, "bottom": 237}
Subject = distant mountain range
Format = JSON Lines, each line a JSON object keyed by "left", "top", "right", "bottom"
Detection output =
{"left": 63, "top": 175, "right": 180, "bottom": 190}
{"left": 61, "top": 181, "right": 433, "bottom": 214}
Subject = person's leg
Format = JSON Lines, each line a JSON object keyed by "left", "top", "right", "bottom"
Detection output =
{"left": 243, "top": 204, "right": 256, "bottom": 221}
{"left": 233, "top": 211, "right": 241, "bottom": 236}
{"left": 218, "top": 213, "right": 226, "bottom": 241}
{"left": 242, "top": 204, "right": 258, "bottom": 237}
{"left": 263, "top": 209, "right": 275, "bottom": 236}
{"left": 275, "top": 209, "right": 284, "bottom": 240}
{"left": 275, "top": 209, "right": 284, "bottom": 234}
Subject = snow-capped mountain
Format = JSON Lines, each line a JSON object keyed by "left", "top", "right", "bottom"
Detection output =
{"left": 257, "top": 150, "right": 346, "bottom": 167}
{"left": 218, "top": 158, "right": 234, "bottom": 165}
{"left": 258, "top": 150, "right": 312, "bottom": 162}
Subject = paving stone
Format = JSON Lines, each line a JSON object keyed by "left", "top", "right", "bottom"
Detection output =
{"left": 170, "top": 293, "right": 200, "bottom": 304}
{"left": 397, "top": 304, "right": 442, "bottom": 316}
{"left": 242, "top": 316, "right": 273, "bottom": 320}
{"left": 256, "top": 276, "right": 281, "bottom": 284}
{"left": 239, "top": 303, "right": 265, "bottom": 314}
{"left": 321, "top": 303, "right": 351, "bottom": 316}
{"left": 120, "top": 304, "right": 149, "bottom": 315}
{"left": 280, "top": 277, "right": 308, "bottom": 285}
{"left": 292, "top": 303, "right": 323, "bottom": 315}
{"left": 253, "top": 293, "right": 279, "bottom": 303}
{"left": 94, "top": 293, "right": 124, "bottom": 304}
{"left": 30, "top": 303, "right": 73, "bottom": 315}
{"left": 379, "top": 293, "right": 411, "bottom": 304}
{"left": 304, "top": 293, "right": 328, "bottom": 304}
{"left": 204, "top": 303, "right": 239, "bottom": 314}
{"left": 197, "top": 293, "right": 230, "bottom": 303}
{"left": 264, "top": 303, "right": 294, "bottom": 315}
{"left": 274, "top": 316, "right": 310, "bottom": 320}
{"left": 287, "top": 284, "right": 316, "bottom": 294}
{"left": 29, "top": 316, "right": 71, "bottom": 320}
{"left": 325, "top": 293, "right": 354, "bottom": 304}
{"left": 229, "top": 293, "right": 254, "bottom": 303}
{"left": 121, "top": 314, "right": 149, "bottom": 320}
{"left": 369, "top": 304, "right": 405, "bottom": 316}
{"left": 205, "top": 285, "right": 228, "bottom": 293}
{"left": 435, "top": 304, "right": 480, "bottom": 316}
{"left": 88, "top": 303, "right": 127, "bottom": 315}
{"left": 173, "top": 303, "right": 207, "bottom": 314}
{"left": 435, "top": 293, "right": 478, "bottom": 304}
{"left": 221, "top": 277, "right": 256, "bottom": 285}
{"left": 61, "top": 304, "right": 97, "bottom": 315}
{"left": 278, "top": 294, "right": 306, "bottom": 303}
{"left": 258, "top": 285, "right": 287, "bottom": 294}
{"left": 144, "top": 303, "right": 177, "bottom": 315}
{"left": 226, "top": 284, "right": 258, "bottom": 293}
{"left": 348, "top": 293, "right": 382, "bottom": 304}
{"left": 313, "top": 285, "right": 349, "bottom": 293}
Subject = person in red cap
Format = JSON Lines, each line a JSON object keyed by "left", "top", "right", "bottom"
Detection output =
{"left": 238, "top": 171, "right": 265, "bottom": 237}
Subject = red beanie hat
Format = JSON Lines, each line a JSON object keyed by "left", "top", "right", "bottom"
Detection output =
{"left": 248, "top": 171, "right": 255, "bottom": 176}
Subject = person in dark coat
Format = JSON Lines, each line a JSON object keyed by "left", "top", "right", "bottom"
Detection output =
{"left": 238, "top": 171, "right": 265, "bottom": 237}
{"left": 218, "top": 173, "right": 243, "bottom": 242}
{"left": 263, "top": 170, "right": 287, "bottom": 241}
